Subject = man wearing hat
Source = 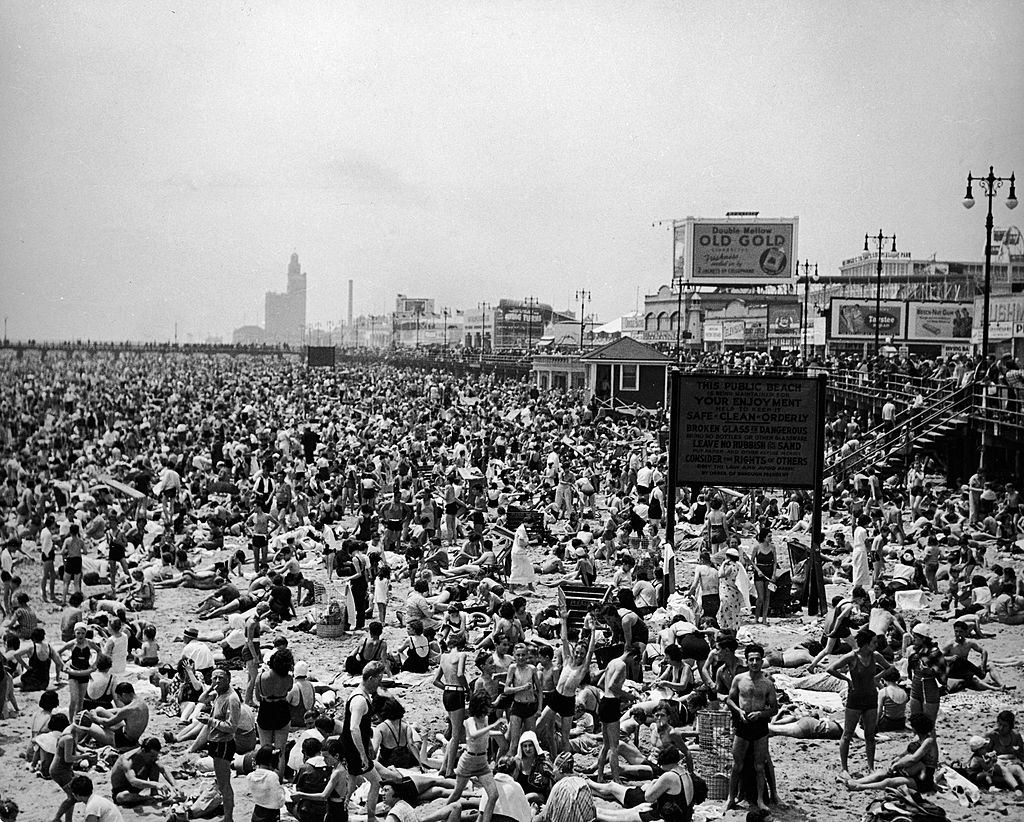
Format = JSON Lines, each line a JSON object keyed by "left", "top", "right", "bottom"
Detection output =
{"left": 180, "top": 627, "right": 215, "bottom": 684}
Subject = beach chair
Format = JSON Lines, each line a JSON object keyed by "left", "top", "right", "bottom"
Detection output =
{"left": 485, "top": 525, "right": 513, "bottom": 584}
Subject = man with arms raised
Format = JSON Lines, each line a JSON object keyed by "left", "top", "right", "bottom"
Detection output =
{"left": 536, "top": 600, "right": 597, "bottom": 756}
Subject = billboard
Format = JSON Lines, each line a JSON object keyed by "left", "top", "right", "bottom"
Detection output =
{"left": 830, "top": 299, "right": 906, "bottom": 340}
{"left": 767, "top": 303, "right": 801, "bottom": 336}
{"left": 906, "top": 302, "right": 972, "bottom": 341}
{"left": 673, "top": 374, "right": 824, "bottom": 488}
{"left": 676, "top": 217, "right": 798, "bottom": 285}
{"left": 723, "top": 320, "right": 745, "bottom": 341}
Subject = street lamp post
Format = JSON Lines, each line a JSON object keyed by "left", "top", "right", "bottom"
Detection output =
{"left": 864, "top": 230, "right": 897, "bottom": 362}
{"left": 963, "top": 167, "right": 1018, "bottom": 358}
{"left": 799, "top": 261, "right": 819, "bottom": 362}
{"left": 575, "top": 289, "right": 591, "bottom": 351}
{"left": 442, "top": 307, "right": 450, "bottom": 354}
{"left": 414, "top": 306, "right": 423, "bottom": 350}
{"left": 477, "top": 302, "right": 492, "bottom": 362}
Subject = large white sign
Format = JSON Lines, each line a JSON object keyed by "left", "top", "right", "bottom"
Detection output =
{"left": 703, "top": 321, "right": 724, "bottom": 342}
{"left": 906, "top": 302, "right": 972, "bottom": 341}
{"left": 676, "top": 217, "right": 798, "bottom": 285}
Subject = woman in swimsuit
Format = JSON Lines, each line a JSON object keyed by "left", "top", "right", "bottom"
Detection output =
{"left": 50, "top": 715, "right": 96, "bottom": 822}
{"left": 445, "top": 691, "right": 505, "bottom": 822}
{"left": 60, "top": 623, "right": 99, "bottom": 718}
{"left": 845, "top": 713, "right": 939, "bottom": 794}
{"left": 255, "top": 648, "right": 294, "bottom": 776}
{"left": 398, "top": 620, "right": 431, "bottom": 673}
{"left": 287, "top": 662, "right": 317, "bottom": 732}
{"left": 243, "top": 605, "right": 266, "bottom": 707}
{"left": 83, "top": 654, "right": 116, "bottom": 711}
{"left": 14, "top": 627, "right": 62, "bottom": 691}
{"left": 588, "top": 745, "right": 696, "bottom": 822}
{"left": 827, "top": 627, "right": 896, "bottom": 777}
{"left": 373, "top": 697, "right": 423, "bottom": 770}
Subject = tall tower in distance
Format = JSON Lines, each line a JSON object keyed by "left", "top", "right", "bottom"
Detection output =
{"left": 265, "top": 252, "right": 308, "bottom": 346}
{"left": 347, "top": 279, "right": 354, "bottom": 344}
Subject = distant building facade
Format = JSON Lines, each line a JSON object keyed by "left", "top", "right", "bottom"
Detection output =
{"left": 265, "top": 253, "right": 307, "bottom": 346}
{"left": 232, "top": 325, "right": 266, "bottom": 345}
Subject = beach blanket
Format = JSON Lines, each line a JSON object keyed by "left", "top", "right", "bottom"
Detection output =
{"left": 895, "top": 590, "right": 929, "bottom": 611}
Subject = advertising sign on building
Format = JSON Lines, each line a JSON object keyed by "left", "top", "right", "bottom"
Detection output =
{"left": 971, "top": 322, "right": 1013, "bottom": 344}
{"left": 744, "top": 322, "right": 767, "bottom": 341}
{"left": 942, "top": 343, "right": 971, "bottom": 357}
{"left": 906, "top": 302, "right": 972, "bottom": 341}
{"left": 974, "top": 294, "right": 1024, "bottom": 328}
{"left": 675, "top": 217, "right": 798, "bottom": 285}
{"left": 703, "top": 322, "right": 724, "bottom": 342}
{"left": 723, "top": 320, "right": 746, "bottom": 341}
{"left": 673, "top": 374, "right": 824, "bottom": 488}
{"left": 829, "top": 299, "right": 906, "bottom": 340}
{"left": 767, "top": 303, "right": 802, "bottom": 336}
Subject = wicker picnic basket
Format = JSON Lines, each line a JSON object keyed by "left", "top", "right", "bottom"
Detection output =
{"left": 316, "top": 599, "right": 346, "bottom": 639}
{"left": 315, "top": 621, "right": 346, "bottom": 639}
{"left": 695, "top": 708, "right": 734, "bottom": 801}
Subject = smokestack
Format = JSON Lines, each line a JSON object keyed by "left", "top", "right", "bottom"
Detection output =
{"left": 347, "top": 279, "right": 354, "bottom": 337}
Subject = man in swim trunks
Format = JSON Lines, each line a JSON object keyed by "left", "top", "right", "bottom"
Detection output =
{"left": 536, "top": 602, "right": 597, "bottom": 756}
{"left": 725, "top": 643, "right": 777, "bottom": 813}
{"left": 203, "top": 668, "right": 241, "bottom": 822}
{"left": 79, "top": 683, "right": 150, "bottom": 750}
{"left": 434, "top": 632, "right": 470, "bottom": 778}
{"left": 594, "top": 642, "right": 641, "bottom": 784}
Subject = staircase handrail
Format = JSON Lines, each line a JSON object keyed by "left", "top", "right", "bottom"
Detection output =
{"left": 826, "top": 379, "right": 961, "bottom": 460}
{"left": 826, "top": 384, "right": 974, "bottom": 481}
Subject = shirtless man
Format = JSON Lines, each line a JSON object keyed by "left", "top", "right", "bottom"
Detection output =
{"left": 79, "top": 683, "right": 150, "bottom": 750}
{"left": 594, "top": 642, "right": 641, "bottom": 784}
{"left": 942, "top": 619, "right": 1003, "bottom": 692}
{"left": 725, "top": 643, "right": 778, "bottom": 812}
{"left": 504, "top": 642, "right": 542, "bottom": 755}
{"left": 433, "top": 632, "right": 470, "bottom": 777}
{"left": 535, "top": 602, "right": 597, "bottom": 755}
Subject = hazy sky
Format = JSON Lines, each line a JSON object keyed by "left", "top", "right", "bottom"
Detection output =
{"left": 2, "top": 1, "right": 1023, "bottom": 342}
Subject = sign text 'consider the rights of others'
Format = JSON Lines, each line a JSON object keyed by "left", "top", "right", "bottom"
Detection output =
{"left": 673, "top": 375, "right": 823, "bottom": 488}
